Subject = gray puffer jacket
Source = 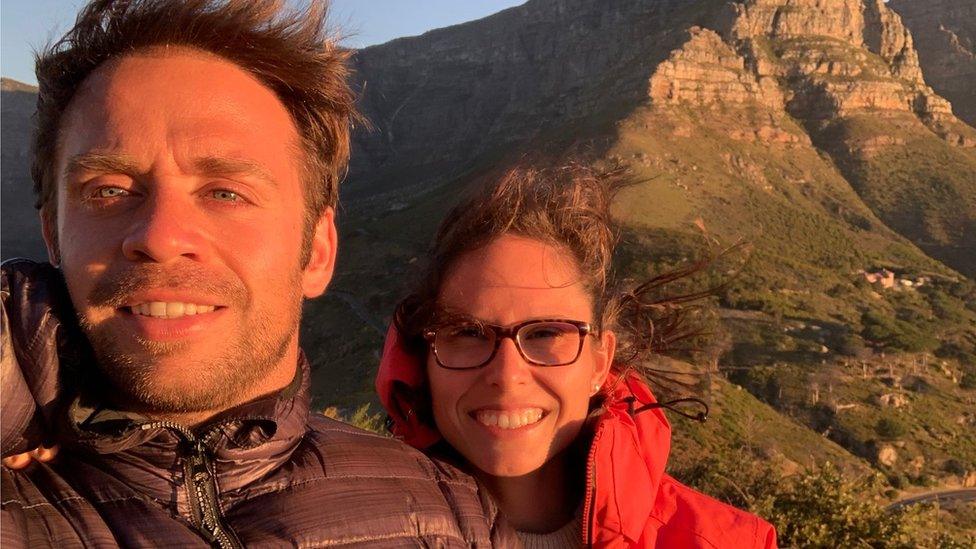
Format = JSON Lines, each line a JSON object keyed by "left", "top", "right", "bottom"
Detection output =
{"left": 1, "top": 259, "right": 518, "bottom": 548}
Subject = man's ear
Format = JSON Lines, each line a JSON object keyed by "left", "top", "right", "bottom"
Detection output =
{"left": 592, "top": 329, "right": 616, "bottom": 389}
{"left": 40, "top": 206, "right": 60, "bottom": 266}
{"left": 301, "top": 207, "right": 338, "bottom": 298}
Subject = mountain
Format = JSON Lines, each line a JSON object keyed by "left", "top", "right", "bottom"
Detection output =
{"left": 2, "top": 0, "right": 975, "bottom": 531}
{"left": 316, "top": 0, "right": 976, "bottom": 502}
{"left": 889, "top": 0, "right": 976, "bottom": 128}
{"left": 1, "top": 78, "right": 45, "bottom": 261}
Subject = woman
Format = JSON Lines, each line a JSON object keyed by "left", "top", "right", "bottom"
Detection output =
{"left": 376, "top": 165, "right": 777, "bottom": 548}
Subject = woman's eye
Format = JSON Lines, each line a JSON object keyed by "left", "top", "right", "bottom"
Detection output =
{"left": 449, "top": 326, "right": 487, "bottom": 339}
{"left": 211, "top": 189, "right": 240, "bottom": 202}
{"left": 523, "top": 324, "right": 573, "bottom": 340}
{"left": 95, "top": 187, "right": 129, "bottom": 198}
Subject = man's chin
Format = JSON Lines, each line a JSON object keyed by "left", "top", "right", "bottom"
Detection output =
{"left": 99, "top": 355, "right": 246, "bottom": 415}
{"left": 82, "top": 312, "right": 297, "bottom": 418}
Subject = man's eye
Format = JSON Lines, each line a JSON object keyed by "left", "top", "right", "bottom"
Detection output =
{"left": 211, "top": 189, "right": 240, "bottom": 202}
{"left": 95, "top": 187, "right": 129, "bottom": 198}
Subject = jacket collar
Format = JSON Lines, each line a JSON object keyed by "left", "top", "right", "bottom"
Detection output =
{"left": 63, "top": 353, "right": 311, "bottom": 481}
{"left": 588, "top": 372, "right": 671, "bottom": 544}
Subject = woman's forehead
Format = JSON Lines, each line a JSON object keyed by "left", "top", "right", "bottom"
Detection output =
{"left": 438, "top": 235, "right": 593, "bottom": 320}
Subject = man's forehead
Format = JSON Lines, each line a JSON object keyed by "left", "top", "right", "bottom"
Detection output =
{"left": 56, "top": 48, "right": 303, "bottom": 174}
{"left": 67, "top": 49, "right": 288, "bottom": 123}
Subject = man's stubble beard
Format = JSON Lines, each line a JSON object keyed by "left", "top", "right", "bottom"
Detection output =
{"left": 83, "top": 305, "right": 299, "bottom": 415}
{"left": 74, "top": 262, "right": 303, "bottom": 416}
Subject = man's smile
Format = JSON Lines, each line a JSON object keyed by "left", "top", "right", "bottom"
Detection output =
{"left": 127, "top": 302, "right": 219, "bottom": 318}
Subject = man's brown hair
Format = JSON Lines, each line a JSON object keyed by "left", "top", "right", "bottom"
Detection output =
{"left": 33, "top": 0, "right": 356, "bottom": 252}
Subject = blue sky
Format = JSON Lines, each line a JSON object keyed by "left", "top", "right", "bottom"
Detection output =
{"left": 1, "top": 0, "right": 525, "bottom": 85}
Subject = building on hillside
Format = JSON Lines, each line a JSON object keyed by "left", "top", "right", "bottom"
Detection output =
{"left": 862, "top": 268, "right": 896, "bottom": 289}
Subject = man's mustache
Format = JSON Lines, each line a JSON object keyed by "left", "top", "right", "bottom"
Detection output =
{"left": 88, "top": 263, "right": 247, "bottom": 307}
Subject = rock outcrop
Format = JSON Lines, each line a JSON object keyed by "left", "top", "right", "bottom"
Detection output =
{"left": 649, "top": 0, "right": 967, "bottom": 138}
{"left": 347, "top": 0, "right": 731, "bottom": 203}
{"left": 648, "top": 27, "right": 784, "bottom": 110}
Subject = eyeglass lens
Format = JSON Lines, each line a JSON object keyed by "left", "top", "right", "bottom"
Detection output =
{"left": 434, "top": 321, "right": 583, "bottom": 369}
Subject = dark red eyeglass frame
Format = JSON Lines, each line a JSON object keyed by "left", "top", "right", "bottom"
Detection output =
{"left": 423, "top": 319, "right": 595, "bottom": 370}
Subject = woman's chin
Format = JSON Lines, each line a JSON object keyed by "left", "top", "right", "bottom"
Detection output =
{"left": 474, "top": 455, "right": 546, "bottom": 478}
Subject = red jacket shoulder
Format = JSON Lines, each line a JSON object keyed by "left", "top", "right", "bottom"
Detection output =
{"left": 652, "top": 474, "right": 777, "bottom": 549}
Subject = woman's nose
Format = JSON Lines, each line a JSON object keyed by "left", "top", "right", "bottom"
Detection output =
{"left": 482, "top": 337, "right": 531, "bottom": 388}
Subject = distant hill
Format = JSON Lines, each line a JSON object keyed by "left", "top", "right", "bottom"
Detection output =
{"left": 0, "top": 78, "right": 45, "bottom": 261}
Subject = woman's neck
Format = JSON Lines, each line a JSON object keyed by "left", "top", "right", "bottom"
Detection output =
{"left": 478, "top": 452, "right": 584, "bottom": 533}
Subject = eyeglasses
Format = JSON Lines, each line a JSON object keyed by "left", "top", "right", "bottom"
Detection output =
{"left": 424, "top": 319, "right": 595, "bottom": 370}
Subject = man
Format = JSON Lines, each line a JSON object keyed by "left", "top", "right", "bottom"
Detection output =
{"left": 1, "top": 1, "right": 513, "bottom": 546}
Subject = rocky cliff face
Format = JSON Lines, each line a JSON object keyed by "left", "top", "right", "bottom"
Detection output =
{"left": 649, "top": 0, "right": 968, "bottom": 139}
{"left": 890, "top": 0, "right": 976, "bottom": 127}
{"left": 637, "top": 0, "right": 976, "bottom": 276}
{"left": 347, "top": 0, "right": 730, "bottom": 202}
{"left": 648, "top": 27, "right": 786, "bottom": 111}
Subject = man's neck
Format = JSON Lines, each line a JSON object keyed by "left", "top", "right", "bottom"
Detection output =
{"left": 118, "top": 345, "right": 302, "bottom": 429}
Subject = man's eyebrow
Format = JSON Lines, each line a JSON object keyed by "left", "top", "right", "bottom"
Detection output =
{"left": 65, "top": 152, "right": 141, "bottom": 179}
{"left": 63, "top": 153, "right": 277, "bottom": 186}
{"left": 193, "top": 156, "right": 276, "bottom": 186}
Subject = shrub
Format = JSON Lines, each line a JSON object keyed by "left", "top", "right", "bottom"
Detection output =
{"left": 675, "top": 452, "right": 953, "bottom": 547}
{"left": 960, "top": 371, "right": 976, "bottom": 390}
{"left": 944, "top": 459, "right": 968, "bottom": 476}
{"left": 837, "top": 333, "right": 872, "bottom": 359}
{"left": 860, "top": 310, "right": 938, "bottom": 353}
{"left": 322, "top": 404, "right": 388, "bottom": 434}
{"left": 875, "top": 416, "right": 908, "bottom": 439}
{"left": 936, "top": 342, "right": 976, "bottom": 366}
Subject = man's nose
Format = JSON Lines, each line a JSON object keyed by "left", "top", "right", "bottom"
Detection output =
{"left": 121, "top": 190, "right": 205, "bottom": 263}
{"left": 483, "top": 338, "right": 531, "bottom": 388}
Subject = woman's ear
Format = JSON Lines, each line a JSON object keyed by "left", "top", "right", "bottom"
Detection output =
{"left": 592, "top": 329, "right": 616, "bottom": 391}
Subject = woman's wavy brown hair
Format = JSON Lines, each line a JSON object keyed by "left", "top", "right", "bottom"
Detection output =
{"left": 395, "top": 163, "right": 713, "bottom": 394}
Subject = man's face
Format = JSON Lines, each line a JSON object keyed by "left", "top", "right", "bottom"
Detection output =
{"left": 47, "top": 50, "right": 336, "bottom": 415}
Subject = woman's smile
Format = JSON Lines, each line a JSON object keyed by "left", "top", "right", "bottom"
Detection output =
{"left": 470, "top": 407, "right": 547, "bottom": 430}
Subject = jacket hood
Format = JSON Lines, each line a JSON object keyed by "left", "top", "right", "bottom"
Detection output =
{"left": 375, "top": 323, "right": 442, "bottom": 448}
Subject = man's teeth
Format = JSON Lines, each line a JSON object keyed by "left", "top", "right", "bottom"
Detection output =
{"left": 130, "top": 302, "right": 216, "bottom": 318}
{"left": 474, "top": 409, "right": 544, "bottom": 430}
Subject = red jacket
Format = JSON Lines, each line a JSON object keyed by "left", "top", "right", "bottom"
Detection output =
{"left": 376, "top": 324, "right": 778, "bottom": 548}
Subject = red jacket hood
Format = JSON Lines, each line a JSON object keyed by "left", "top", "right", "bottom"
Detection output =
{"left": 375, "top": 323, "right": 442, "bottom": 449}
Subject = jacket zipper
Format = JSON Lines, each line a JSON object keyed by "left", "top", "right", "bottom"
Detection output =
{"left": 581, "top": 421, "right": 606, "bottom": 548}
{"left": 140, "top": 422, "right": 243, "bottom": 549}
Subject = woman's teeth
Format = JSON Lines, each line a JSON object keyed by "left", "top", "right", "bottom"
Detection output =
{"left": 129, "top": 302, "right": 216, "bottom": 318}
{"left": 474, "top": 409, "right": 544, "bottom": 429}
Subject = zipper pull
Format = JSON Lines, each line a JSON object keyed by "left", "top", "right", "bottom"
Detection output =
{"left": 188, "top": 439, "right": 212, "bottom": 482}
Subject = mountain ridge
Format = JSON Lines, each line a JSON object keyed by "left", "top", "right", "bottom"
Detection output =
{"left": 2, "top": 1, "right": 974, "bottom": 530}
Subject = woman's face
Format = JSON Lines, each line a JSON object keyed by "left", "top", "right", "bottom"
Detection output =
{"left": 427, "top": 235, "right": 614, "bottom": 477}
